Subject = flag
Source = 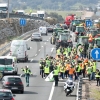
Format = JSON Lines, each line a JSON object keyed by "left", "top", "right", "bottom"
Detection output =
{"left": 45, "top": 71, "right": 54, "bottom": 82}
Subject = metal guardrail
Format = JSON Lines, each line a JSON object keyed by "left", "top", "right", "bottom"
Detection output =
{"left": 76, "top": 76, "right": 82, "bottom": 100}
{"left": 0, "top": 29, "right": 38, "bottom": 55}
{"left": 0, "top": 13, "right": 43, "bottom": 20}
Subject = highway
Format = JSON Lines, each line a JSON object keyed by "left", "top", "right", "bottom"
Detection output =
{"left": 5, "top": 33, "right": 77, "bottom": 100}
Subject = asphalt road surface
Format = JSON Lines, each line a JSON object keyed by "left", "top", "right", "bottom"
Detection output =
{"left": 4, "top": 32, "right": 77, "bottom": 100}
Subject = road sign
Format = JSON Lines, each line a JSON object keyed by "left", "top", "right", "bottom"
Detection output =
{"left": 91, "top": 48, "right": 100, "bottom": 60}
{"left": 85, "top": 20, "right": 92, "bottom": 27}
{"left": 19, "top": 18, "right": 26, "bottom": 26}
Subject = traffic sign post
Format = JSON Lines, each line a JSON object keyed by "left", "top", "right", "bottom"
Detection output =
{"left": 85, "top": 20, "right": 93, "bottom": 27}
{"left": 19, "top": 18, "right": 26, "bottom": 34}
{"left": 91, "top": 48, "right": 100, "bottom": 61}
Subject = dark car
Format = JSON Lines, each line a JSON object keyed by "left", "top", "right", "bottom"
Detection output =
{"left": 47, "top": 26, "right": 54, "bottom": 32}
{"left": 56, "top": 34, "right": 73, "bottom": 49}
{"left": 0, "top": 89, "right": 15, "bottom": 100}
{"left": 1, "top": 76, "right": 24, "bottom": 94}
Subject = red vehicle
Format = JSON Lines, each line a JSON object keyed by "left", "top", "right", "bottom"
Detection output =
{"left": 64, "top": 14, "right": 75, "bottom": 27}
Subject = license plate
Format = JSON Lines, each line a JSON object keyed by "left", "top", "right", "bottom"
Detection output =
{"left": 12, "top": 87, "right": 18, "bottom": 89}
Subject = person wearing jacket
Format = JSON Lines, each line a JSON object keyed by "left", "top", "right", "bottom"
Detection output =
{"left": 95, "top": 69, "right": 100, "bottom": 86}
{"left": 21, "top": 66, "right": 32, "bottom": 87}
{"left": 53, "top": 66, "right": 59, "bottom": 86}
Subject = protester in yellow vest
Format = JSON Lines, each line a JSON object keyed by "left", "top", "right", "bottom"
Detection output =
{"left": 95, "top": 69, "right": 100, "bottom": 86}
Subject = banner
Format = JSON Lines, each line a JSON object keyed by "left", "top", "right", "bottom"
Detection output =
{"left": 45, "top": 71, "right": 54, "bottom": 82}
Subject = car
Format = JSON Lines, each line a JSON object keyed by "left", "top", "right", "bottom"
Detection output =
{"left": 0, "top": 89, "right": 15, "bottom": 100}
{"left": 1, "top": 76, "right": 24, "bottom": 94}
{"left": 0, "top": 56, "right": 18, "bottom": 75}
{"left": 31, "top": 32, "right": 42, "bottom": 41}
{"left": 47, "top": 25, "right": 54, "bottom": 32}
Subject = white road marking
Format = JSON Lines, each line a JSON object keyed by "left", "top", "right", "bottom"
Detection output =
{"left": 31, "top": 59, "right": 33, "bottom": 62}
{"left": 35, "top": 54, "right": 37, "bottom": 56}
{"left": 47, "top": 40, "right": 48, "bottom": 41}
{"left": 44, "top": 42, "right": 46, "bottom": 44}
{"left": 26, "top": 38, "right": 31, "bottom": 41}
{"left": 48, "top": 82, "right": 55, "bottom": 100}
{"left": 38, "top": 49, "right": 40, "bottom": 51}
{"left": 51, "top": 47, "right": 54, "bottom": 52}
{"left": 49, "top": 37, "right": 50, "bottom": 39}
{"left": 41, "top": 46, "right": 43, "bottom": 47}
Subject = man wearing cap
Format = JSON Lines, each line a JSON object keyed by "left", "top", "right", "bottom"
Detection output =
{"left": 21, "top": 66, "right": 32, "bottom": 87}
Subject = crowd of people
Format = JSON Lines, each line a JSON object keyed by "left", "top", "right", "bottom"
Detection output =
{"left": 39, "top": 45, "right": 100, "bottom": 86}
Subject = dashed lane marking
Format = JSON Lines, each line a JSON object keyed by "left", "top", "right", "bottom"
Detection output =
{"left": 26, "top": 38, "right": 31, "bottom": 41}
{"left": 44, "top": 42, "right": 46, "bottom": 44}
{"left": 38, "top": 49, "right": 40, "bottom": 51}
{"left": 35, "top": 54, "right": 37, "bottom": 56}
{"left": 41, "top": 46, "right": 43, "bottom": 47}
{"left": 47, "top": 40, "right": 48, "bottom": 41}
{"left": 31, "top": 59, "right": 33, "bottom": 62}
{"left": 51, "top": 47, "right": 54, "bottom": 52}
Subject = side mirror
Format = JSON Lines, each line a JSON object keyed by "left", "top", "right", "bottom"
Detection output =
{"left": 13, "top": 94, "right": 16, "bottom": 97}
{"left": 27, "top": 47, "right": 30, "bottom": 50}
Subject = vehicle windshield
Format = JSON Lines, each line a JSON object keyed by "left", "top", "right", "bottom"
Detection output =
{"left": 0, "top": 59, "right": 12, "bottom": 65}
{"left": 17, "top": 12, "right": 24, "bottom": 15}
{"left": 91, "top": 31, "right": 98, "bottom": 36}
{"left": 67, "top": 81, "right": 73, "bottom": 85}
{"left": 96, "top": 40, "right": 100, "bottom": 46}
{"left": 82, "top": 38, "right": 88, "bottom": 43}
{"left": 32, "top": 34, "right": 40, "bottom": 36}
{"left": 8, "top": 77, "right": 21, "bottom": 82}
{"left": 60, "top": 35, "right": 68, "bottom": 40}
{"left": 77, "top": 27, "right": 85, "bottom": 32}
{"left": 0, "top": 92, "right": 12, "bottom": 97}
{"left": 38, "top": 14, "right": 44, "bottom": 18}
{"left": 0, "top": 7, "right": 7, "bottom": 11}
{"left": 72, "top": 20, "right": 83, "bottom": 25}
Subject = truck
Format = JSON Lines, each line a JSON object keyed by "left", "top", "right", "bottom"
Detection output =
{"left": 0, "top": 3, "right": 8, "bottom": 18}
{"left": 64, "top": 14, "right": 75, "bottom": 27}
{"left": 37, "top": 10, "right": 45, "bottom": 19}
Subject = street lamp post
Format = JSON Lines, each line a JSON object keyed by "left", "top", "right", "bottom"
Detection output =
{"left": 7, "top": 0, "right": 9, "bottom": 18}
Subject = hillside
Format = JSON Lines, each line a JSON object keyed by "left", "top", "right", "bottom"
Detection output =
{"left": 0, "top": 0, "right": 99, "bottom": 10}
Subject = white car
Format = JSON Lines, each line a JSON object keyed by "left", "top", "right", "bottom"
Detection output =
{"left": 31, "top": 32, "right": 42, "bottom": 41}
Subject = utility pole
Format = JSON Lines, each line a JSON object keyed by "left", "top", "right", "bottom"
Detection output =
{"left": 7, "top": 0, "right": 9, "bottom": 18}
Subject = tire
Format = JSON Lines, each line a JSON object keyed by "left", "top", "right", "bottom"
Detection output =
{"left": 31, "top": 39, "right": 33, "bottom": 41}
{"left": 14, "top": 71, "right": 18, "bottom": 75}
{"left": 50, "top": 37, "right": 52, "bottom": 44}
{"left": 20, "top": 90, "right": 24, "bottom": 94}
{"left": 40, "top": 39, "right": 42, "bottom": 41}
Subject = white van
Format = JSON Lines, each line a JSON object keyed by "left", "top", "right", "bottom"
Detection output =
{"left": 0, "top": 56, "right": 18, "bottom": 75}
{"left": 39, "top": 26, "right": 48, "bottom": 35}
{"left": 10, "top": 40, "right": 30, "bottom": 62}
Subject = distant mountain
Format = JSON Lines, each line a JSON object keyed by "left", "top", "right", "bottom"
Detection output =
{"left": 0, "top": 0, "right": 99, "bottom": 10}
